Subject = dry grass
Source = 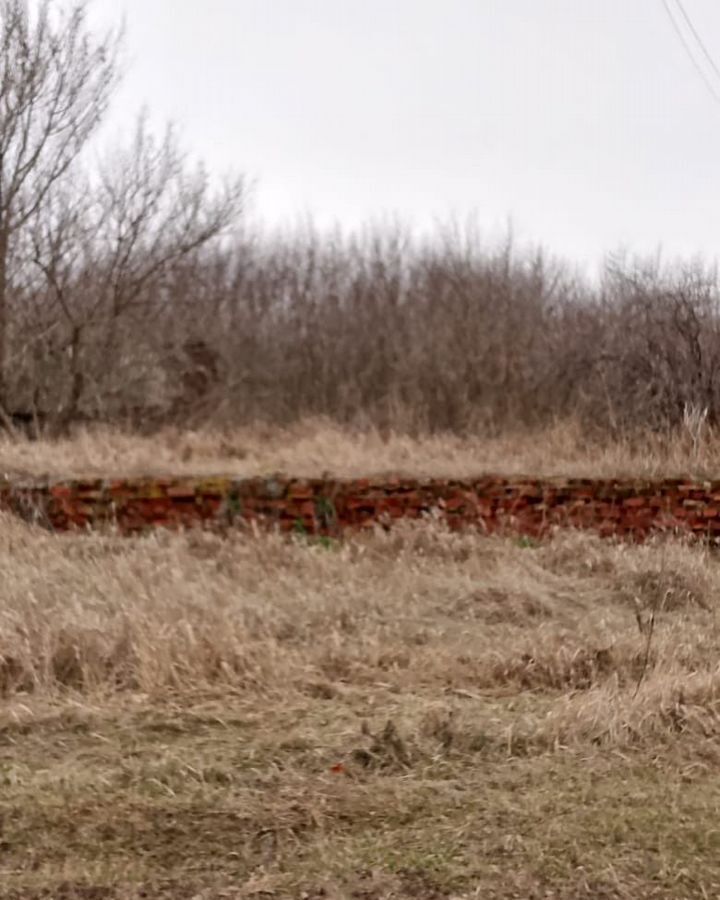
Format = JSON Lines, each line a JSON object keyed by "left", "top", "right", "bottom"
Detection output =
{"left": 5, "top": 418, "right": 720, "bottom": 480}
{"left": 3, "top": 512, "right": 720, "bottom": 896}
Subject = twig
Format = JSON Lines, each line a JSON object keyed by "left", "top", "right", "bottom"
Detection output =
{"left": 632, "top": 589, "right": 669, "bottom": 698}
{"left": 0, "top": 402, "right": 19, "bottom": 439}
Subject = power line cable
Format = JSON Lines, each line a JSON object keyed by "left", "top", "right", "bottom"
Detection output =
{"left": 662, "top": 0, "right": 720, "bottom": 103}
{"left": 672, "top": 0, "right": 720, "bottom": 84}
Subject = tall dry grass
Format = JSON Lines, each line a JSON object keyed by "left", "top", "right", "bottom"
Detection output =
{"left": 3, "top": 417, "right": 720, "bottom": 479}
{"left": 3, "top": 513, "right": 720, "bottom": 897}
{"left": 1, "top": 513, "right": 719, "bottom": 756}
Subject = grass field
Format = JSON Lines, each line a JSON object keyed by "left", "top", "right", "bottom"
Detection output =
{"left": 1, "top": 508, "right": 720, "bottom": 898}
{"left": 4, "top": 419, "right": 720, "bottom": 480}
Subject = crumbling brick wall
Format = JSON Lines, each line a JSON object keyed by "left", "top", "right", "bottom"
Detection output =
{"left": 2, "top": 474, "right": 720, "bottom": 540}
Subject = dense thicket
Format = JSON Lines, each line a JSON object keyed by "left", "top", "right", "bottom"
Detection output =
{"left": 8, "top": 221, "right": 720, "bottom": 438}
{"left": 4, "top": 2, "right": 720, "bottom": 438}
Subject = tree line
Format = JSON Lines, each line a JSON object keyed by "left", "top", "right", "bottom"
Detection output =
{"left": 2, "top": 0, "right": 720, "bottom": 440}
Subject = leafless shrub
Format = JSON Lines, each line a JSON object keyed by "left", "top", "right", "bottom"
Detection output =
{"left": 12, "top": 218, "right": 720, "bottom": 438}
{"left": 4, "top": 3, "right": 720, "bottom": 440}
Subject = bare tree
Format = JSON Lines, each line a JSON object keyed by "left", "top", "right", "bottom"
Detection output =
{"left": 27, "top": 116, "right": 244, "bottom": 429}
{"left": 0, "top": 0, "right": 120, "bottom": 405}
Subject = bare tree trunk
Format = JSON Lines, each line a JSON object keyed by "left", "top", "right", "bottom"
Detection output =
{"left": 0, "top": 225, "right": 8, "bottom": 407}
{"left": 57, "top": 324, "right": 84, "bottom": 433}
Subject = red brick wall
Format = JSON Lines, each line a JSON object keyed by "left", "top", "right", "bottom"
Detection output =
{"left": 2, "top": 474, "right": 720, "bottom": 540}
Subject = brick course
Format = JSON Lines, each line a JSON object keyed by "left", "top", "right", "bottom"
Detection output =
{"left": 2, "top": 474, "right": 720, "bottom": 540}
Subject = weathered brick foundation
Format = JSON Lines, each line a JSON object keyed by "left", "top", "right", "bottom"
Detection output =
{"left": 2, "top": 474, "right": 720, "bottom": 540}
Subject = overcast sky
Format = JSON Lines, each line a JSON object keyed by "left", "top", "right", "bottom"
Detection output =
{"left": 90, "top": 0, "right": 720, "bottom": 273}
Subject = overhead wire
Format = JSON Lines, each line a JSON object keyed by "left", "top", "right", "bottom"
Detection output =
{"left": 661, "top": 0, "right": 720, "bottom": 104}
{"left": 672, "top": 0, "right": 720, "bottom": 84}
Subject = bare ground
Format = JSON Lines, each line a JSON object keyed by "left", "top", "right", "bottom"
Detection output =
{"left": 1, "top": 513, "right": 720, "bottom": 897}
